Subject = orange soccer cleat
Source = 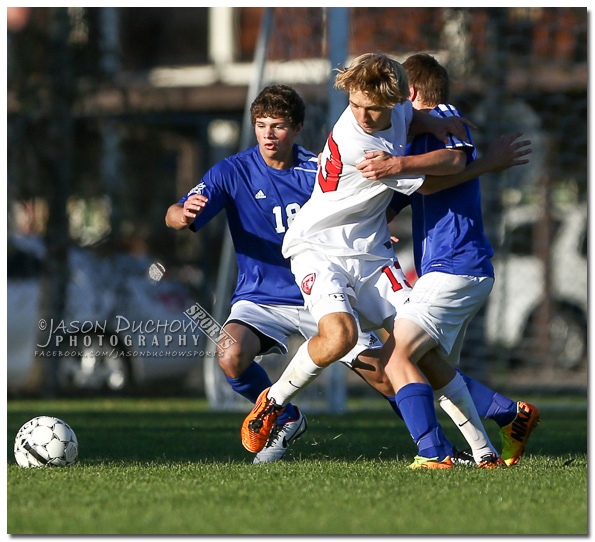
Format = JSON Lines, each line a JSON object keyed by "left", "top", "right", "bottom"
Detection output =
{"left": 241, "top": 388, "right": 284, "bottom": 453}
{"left": 409, "top": 455, "right": 454, "bottom": 469}
{"left": 500, "top": 401, "right": 541, "bottom": 466}
{"left": 477, "top": 452, "right": 508, "bottom": 469}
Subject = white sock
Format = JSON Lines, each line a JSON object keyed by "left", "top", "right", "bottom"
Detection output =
{"left": 435, "top": 372, "right": 497, "bottom": 463}
{"left": 269, "top": 340, "right": 324, "bottom": 406}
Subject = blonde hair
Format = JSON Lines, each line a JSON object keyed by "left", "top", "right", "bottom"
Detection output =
{"left": 334, "top": 53, "right": 409, "bottom": 107}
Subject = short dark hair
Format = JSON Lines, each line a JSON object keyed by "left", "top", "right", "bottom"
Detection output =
{"left": 250, "top": 84, "right": 305, "bottom": 128}
{"left": 402, "top": 53, "right": 449, "bottom": 106}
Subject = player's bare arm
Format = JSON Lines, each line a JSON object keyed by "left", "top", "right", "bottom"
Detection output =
{"left": 409, "top": 108, "right": 476, "bottom": 144}
{"left": 417, "top": 132, "right": 532, "bottom": 195}
{"left": 357, "top": 148, "right": 466, "bottom": 181}
{"left": 165, "top": 194, "right": 208, "bottom": 230}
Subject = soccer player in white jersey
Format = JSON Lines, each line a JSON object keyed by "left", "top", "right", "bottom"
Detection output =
{"left": 241, "top": 54, "right": 503, "bottom": 468}
{"left": 357, "top": 53, "right": 539, "bottom": 467}
{"left": 167, "top": 85, "right": 399, "bottom": 464}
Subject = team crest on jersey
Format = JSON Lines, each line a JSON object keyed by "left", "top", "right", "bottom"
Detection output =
{"left": 301, "top": 273, "right": 316, "bottom": 295}
{"left": 254, "top": 190, "right": 267, "bottom": 199}
{"left": 188, "top": 182, "right": 207, "bottom": 196}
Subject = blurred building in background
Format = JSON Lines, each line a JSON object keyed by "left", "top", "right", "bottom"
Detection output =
{"left": 7, "top": 7, "right": 587, "bottom": 398}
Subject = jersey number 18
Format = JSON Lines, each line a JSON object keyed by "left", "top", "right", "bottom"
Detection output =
{"left": 273, "top": 203, "right": 301, "bottom": 233}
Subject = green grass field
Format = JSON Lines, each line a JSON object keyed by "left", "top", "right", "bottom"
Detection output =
{"left": 7, "top": 396, "right": 587, "bottom": 535}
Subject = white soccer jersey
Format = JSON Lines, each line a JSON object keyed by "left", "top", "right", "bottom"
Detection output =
{"left": 282, "top": 101, "right": 424, "bottom": 261}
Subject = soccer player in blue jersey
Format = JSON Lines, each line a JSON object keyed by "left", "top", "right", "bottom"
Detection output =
{"left": 356, "top": 53, "right": 539, "bottom": 466}
{"left": 166, "top": 85, "right": 393, "bottom": 463}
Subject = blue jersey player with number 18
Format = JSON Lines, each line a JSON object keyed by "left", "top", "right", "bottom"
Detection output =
{"left": 166, "top": 85, "right": 394, "bottom": 463}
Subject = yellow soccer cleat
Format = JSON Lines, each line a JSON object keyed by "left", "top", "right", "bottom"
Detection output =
{"left": 500, "top": 401, "right": 541, "bottom": 466}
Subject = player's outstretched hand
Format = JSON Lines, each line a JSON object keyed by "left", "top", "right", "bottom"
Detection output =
{"left": 483, "top": 132, "right": 532, "bottom": 172}
{"left": 182, "top": 194, "right": 208, "bottom": 224}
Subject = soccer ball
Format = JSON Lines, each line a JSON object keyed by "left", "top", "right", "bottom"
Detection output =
{"left": 14, "top": 416, "right": 78, "bottom": 468}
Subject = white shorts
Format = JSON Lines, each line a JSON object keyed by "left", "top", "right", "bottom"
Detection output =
{"left": 224, "top": 300, "right": 381, "bottom": 367}
{"left": 395, "top": 271, "right": 494, "bottom": 364}
{"left": 291, "top": 250, "right": 412, "bottom": 333}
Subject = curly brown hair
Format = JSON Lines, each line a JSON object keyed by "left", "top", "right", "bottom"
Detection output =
{"left": 250, "top": 84, "right": 306, "bottom": 128}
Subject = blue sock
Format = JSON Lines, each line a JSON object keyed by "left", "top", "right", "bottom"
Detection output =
{"left": 225, "top": 361, "right": 298, "bottom": 424}
{"left": 394, "top": 382, "right": 453, "bottom": 460}
{"left": 385, "top": 395, "right": 403, "bottom": 420}
{"left": 456, "top": 369, "right": 517, "bottom": 427}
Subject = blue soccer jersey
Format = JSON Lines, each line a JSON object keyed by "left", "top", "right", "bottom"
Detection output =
{"left": 178, "top": 144, "right": 318, "bottom": 306}
{"left": 406, "top": 104, "right": 494, "bottom": 278}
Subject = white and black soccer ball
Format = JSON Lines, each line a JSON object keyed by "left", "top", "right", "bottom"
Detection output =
{"left": 14, "top": 416, "right": 78, "bottom": 468}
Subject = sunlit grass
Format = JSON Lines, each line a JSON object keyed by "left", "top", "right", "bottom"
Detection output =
{"left": 7, "top": 397, "right": 587, "bottom": 534}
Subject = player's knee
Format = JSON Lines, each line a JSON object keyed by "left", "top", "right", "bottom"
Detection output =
{"left": 217, "top": 343, "right": 249, "bottom": 379}
{"left": 329, "top": 337, "right": 357, "bottom": 362}
{"left": 392, "top": 318, "right": 434, "bottom": 364}
{"left": 358, "top": 367, "right": 395, "bottom": 396}
{"left": 393, "top": 340, "right": 425, "bottom": 365}
{"left": 352, "top": 351, "right": 395, "bottom": 396}
{"left": 317, "top": 316, "right": 358, "bottom": 362}
{"left": 368, "top": 375, "right": 394, "bottom": 397}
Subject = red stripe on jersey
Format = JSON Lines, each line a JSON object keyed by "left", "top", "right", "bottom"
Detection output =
{"left": 318, "top": 131, "right": 342, "bottom": 193}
